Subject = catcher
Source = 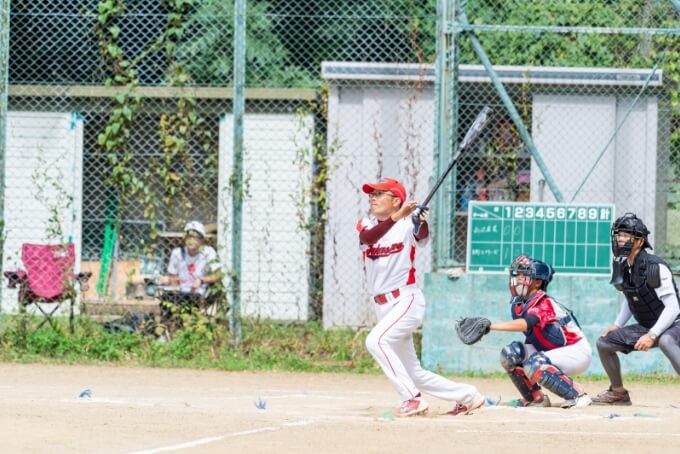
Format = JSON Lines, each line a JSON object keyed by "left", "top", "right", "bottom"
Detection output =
{"left": 456, "top": 255, "right": 592, "bottom": 408}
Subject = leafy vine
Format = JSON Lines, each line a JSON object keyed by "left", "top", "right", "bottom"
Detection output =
{"left": 155, "top": 0, "right": 216, "bottom": 233}
{"left": 95, "top": 0, "right": 217, "bottom": 251}
{"left": 294, "top": 84, "right": 341, "bottom": 320}
{"left": 95, "top": 0, "right": 144, "bottom": 213}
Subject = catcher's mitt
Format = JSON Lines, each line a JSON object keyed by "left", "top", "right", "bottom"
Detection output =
{"left": 455, "top": 317, "right": 491, "bottom": 345}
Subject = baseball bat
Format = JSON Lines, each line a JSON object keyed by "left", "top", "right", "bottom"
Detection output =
{"left": 413, "top": 106, "right": 493, "bottom": 227}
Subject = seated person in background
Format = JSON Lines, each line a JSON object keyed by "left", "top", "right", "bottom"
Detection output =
{"left": 162, "top": 221, "right": 221, "bottom": 318}
{"left": 167, "top": 220, "right": 221, "bottom": 295}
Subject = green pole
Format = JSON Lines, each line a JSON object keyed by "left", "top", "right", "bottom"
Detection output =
{"left": 0, "top": 0, "right": 11, "bottom": 321}
{"left": 433, "top": 0, "right": 460, "bottom": 267}
{"left": 230, "top": 0, "right": 246, "bottom": 347}
{"left": 457, "top": 10, "right": 565, "bottom": 203}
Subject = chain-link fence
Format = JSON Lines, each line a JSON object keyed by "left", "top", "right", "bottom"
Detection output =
{"left": 0, "top": 1, "right": 678, "bottom": 332}
{"left": 441, "top": 1, "right": 680, "bottom": 270}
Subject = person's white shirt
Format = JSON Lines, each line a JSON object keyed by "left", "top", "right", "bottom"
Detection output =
{"left": 167, "top": 245, "right": 220, "bottom": 296}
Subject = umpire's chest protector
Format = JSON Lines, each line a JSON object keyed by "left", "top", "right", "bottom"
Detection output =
{"left": 615, "top": 250, "right": 672, "bottom": 329}
{"left": 511, "top": 292, "right": 567, "bottom": 351}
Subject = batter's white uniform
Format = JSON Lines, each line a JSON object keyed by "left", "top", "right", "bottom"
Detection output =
{"left": 357, "top": 216, "right": 482, "bottom": 406}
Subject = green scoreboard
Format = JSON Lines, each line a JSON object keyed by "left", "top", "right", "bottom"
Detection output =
{"left": 466, "top": 202, "right": 614, "bottom": 275}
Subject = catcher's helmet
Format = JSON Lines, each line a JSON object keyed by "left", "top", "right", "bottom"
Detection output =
{"left": 509, "top": 255, "right": 554, "bottom": 291}
{"left": 611, "top": 212, "right": 651, "bottom": 257}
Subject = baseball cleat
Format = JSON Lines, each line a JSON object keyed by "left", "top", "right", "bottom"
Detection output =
{"left": 446, "top": 396, "right": 486, "bottom": 416}
{"left": 517, "top": 394, "right": 551, "bottom": 407}
{"left": 561, "top": 393, "right": 592, "bottom": 409}
{"left": 395, "top": 397, "right": 429, "bottom": 417}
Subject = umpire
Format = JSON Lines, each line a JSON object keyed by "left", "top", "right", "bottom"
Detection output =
{"left": 592, "top": 213, "right": 680, "bottom": 405}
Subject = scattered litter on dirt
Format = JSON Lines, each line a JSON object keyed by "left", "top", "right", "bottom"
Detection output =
{"left": 254, "top": 397, "right": 267, "bottom": 410}
{"left": 485, "top": 396, "right": 501, "bottom": 406}
{"left": 78, "top": 389, "right": 92, "bottom": 398}
{"left": 378, "top": 410, "right": 396, "bottom": 421}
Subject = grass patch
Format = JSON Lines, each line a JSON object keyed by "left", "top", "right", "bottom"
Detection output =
{"left": 1, "top": 315, "right": 679, "bottom": 384}
{"left": 0, "top": 315, "right": 378, "bottom": 373}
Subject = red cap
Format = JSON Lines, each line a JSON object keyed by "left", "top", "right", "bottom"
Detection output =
{"left": 362, "top": 178, "right": 406, "bottom": 203}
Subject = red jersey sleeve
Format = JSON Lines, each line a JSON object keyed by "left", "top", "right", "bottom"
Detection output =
{"left": 526, "top": 297, "right": 557, "bottom": 329}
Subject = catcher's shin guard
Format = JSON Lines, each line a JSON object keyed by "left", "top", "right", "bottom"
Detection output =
{"left": 525, "top": 352, "right": 580, "bottom": 400}
{"left": 507, "top": 367, "right": 541, "bottom": 402}
{"left": 502, "top": 342, "right": 541, "bottom": 402}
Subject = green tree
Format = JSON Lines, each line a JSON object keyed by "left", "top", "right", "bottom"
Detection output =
{"left": 462, "top": 0, "right": 675, "bottom": 67}
{"left": 177, "top": 0, "right": 312, "bottom": 87}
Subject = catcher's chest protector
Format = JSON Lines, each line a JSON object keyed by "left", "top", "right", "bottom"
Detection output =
{"left": 511, "top": 292, "right": 567, "bottom": 351}
{"left": 618, "top": 251, "right": 675, "bottom": 329}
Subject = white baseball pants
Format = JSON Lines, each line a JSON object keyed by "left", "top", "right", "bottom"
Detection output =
{"left": 365, "top": 286, "right": 482, "bottom": 406}
{"left": 524, "top": 338, "right": 592, "bottom": 376}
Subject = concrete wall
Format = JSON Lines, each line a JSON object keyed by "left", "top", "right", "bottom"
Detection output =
{"left": 531, "top": 95, "right": 659, "bottom": 243}
{"left": 323, "top": 84, "right": 434, "bottom": 327}
{"left": 219, "top": 113, "right": 313, "bottom": 321}
{"left": 422, "top": 271, "right": 678, "bottom": 375}
{"left": 2, "top": 112, "right": 84, "bottom": 314}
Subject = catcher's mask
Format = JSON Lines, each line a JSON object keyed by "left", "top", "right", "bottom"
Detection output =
{"left": 610, "top": 212, "right": 651, "bottom": 258}
{"left": 509, "top": 255, "right": 554, "bottom": 299}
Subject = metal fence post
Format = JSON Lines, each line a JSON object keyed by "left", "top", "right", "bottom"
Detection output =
{"left": 433, "top": 0, "right": 460, "bottom": 267}
{"left": 230, "top": 0, "right": 246, "bottom": 347}
{"left": 0, "top": 0, "right": 11, "bottom": 321}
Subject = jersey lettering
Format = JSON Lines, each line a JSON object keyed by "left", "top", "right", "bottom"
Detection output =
{"left": 358, "top": 216, "right": 428, "bottom": 295}
{"left": 366, "top": 242, "right": 405, "bottom": 259}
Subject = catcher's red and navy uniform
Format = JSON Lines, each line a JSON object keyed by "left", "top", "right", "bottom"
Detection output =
{"left": 501, "top": 290, "right": 592, "bottom": 406}
{"left": 511, "top": 290, "right": 584, "bottom": 351}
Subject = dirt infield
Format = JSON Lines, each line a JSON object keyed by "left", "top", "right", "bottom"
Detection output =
{"left": 1, "top": 363, "right": 680, "bottom": 453}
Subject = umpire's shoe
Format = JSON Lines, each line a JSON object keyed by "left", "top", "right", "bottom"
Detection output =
{"left": 591, "top": 387, "right": 632, "bottom": 406}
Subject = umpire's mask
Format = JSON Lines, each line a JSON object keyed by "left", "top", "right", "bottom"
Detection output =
{"left": 610, "top": 213, "right": 651, "bottom": 258}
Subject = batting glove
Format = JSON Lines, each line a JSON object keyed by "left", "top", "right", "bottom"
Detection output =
{"left": 412, "top": 206, "right": 430, "bottom": 224}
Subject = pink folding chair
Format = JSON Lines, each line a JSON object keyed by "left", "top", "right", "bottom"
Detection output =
{"left": 4, "top": 243, "right": 91, "bottom": 333}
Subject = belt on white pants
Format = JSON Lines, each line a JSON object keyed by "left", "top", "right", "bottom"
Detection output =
{"left": 374, "top": 289, "right": 400, "bottom": 304}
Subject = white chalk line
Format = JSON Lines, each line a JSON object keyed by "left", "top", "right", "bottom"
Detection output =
{"left": 59, "top": 398, "right": 665, "bottom": 428}
{"left": 452, "top": 428, "right": 680, "bottom": 437}
{"left": 320, "top": 411, "right": 619, "bottom": 425}
{"left": 126, "top": 419, "right": 315, "bottom": 454}
{"left": 52, "top": 391, "right": 362, "bottom": 410}
{"left": 123, "top": 413, "right": 678, "bottom": 453}
{"left": 300, "top": 403, "right": 671, "bottom": 425}
{"left": 59, "top": 393, "right": 349, "bottom": 407}
{"left": 62, "top": 397, "right": 158, "bottom": 406}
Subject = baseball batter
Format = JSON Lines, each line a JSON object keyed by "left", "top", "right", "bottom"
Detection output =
{"left": 358, "top": 177, "right": 485, "bottom": 417}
